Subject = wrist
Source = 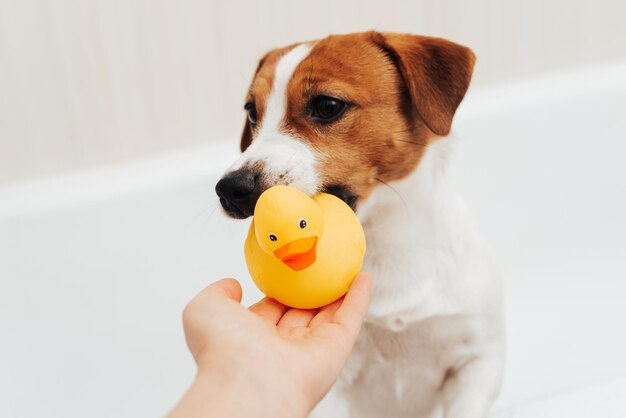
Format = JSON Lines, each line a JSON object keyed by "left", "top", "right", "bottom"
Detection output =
{"left": 194, "top": 362, "right": 311, "bottom": 418}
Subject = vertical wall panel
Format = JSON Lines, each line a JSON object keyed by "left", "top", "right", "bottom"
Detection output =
{"left": 1, "top": 0, "right": 625, "bottom": 184}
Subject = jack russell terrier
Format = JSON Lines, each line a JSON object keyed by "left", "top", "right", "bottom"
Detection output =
{"left": 215, "top": 31, "right": 504, "bottom": 418}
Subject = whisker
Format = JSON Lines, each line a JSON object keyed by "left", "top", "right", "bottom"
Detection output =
{"left": 374, "top": 177, "right": 411, "bottom": 220}
{"left": 391, "top": 125, "right": 423, "bottom": 135}
{"left": 394, "top": 139, "right": 429, "bottom": 147}
{"left": 286, "top": 150, "right": 299, "bottom": 163}
{"left": 393, "top": 139, "right": 447, "bottom": 153}
{"left": 193, "top": 202, "right": 220, "bottom": 222}
{"left": 204, "top": 205, "right": 220, "bottom": 221}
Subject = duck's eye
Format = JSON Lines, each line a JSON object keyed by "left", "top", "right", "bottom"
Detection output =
{"left": 244, "top": 102, "right": 257, "bottom": 125}
{"left": 268, "top": 233, "right": 277, "bottom": 242}
{"left": 298, "top": 218, "right": 307, "bottom": 229}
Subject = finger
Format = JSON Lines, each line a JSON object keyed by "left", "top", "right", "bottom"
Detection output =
{"left": 277, "top": 308, "right": 319, "bottom": 329}
{"left": 182, "top": 278, "right": 242, "bottom": 332}
{"left": 308, "top": 297, "right": 343, "bottom": 328}
{"left": 332, "top": 272, "right": 372, "bottom": 335}
{"left": 249, "top": 297, "right": 290, "bottom": 324}
{"left": 188, "top": 279, "right": 243, "bottom": 310}
{"left": 201, "top": 278, "right": 243, "bottom": 303}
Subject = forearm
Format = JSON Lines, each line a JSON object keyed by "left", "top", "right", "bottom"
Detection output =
{"left": 167, "top": 366, "right": 309, "bottom": 418}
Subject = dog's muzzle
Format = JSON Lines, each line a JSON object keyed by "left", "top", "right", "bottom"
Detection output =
{"left": 216, "top": 169, "right": 358, "bottom": 219}
{"left": 215, "top": 169, "right": 263, "bottom": 219}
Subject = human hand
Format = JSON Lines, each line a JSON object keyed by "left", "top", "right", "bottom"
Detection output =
{"left": 168, "top": 273, "right": 372, "bottom": 418}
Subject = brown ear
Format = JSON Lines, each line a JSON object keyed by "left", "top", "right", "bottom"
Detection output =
{"left": 372, "top": 32, "right": 475, "bottom": 136}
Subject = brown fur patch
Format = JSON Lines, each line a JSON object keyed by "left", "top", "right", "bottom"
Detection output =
{"left": 240, "top": 44, "right": 300, "bottom": 151}
{"left": 240, "top": 32, "right": 474, "bottom": 202}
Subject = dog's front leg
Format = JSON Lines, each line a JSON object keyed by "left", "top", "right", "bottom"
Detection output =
{"left": 440, "top": 348, "right": 504, "bottom": 418}
{"left": 308, "top": 383, "right": 351, "bottom": 418}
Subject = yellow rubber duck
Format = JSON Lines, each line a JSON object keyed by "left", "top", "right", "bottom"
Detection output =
{"left": 244, "top": 185, "right": 366, "bottom": 309}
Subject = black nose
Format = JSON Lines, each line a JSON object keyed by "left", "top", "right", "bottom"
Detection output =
{"left": 215, "top": 169, "right": 260, "bottom": 219}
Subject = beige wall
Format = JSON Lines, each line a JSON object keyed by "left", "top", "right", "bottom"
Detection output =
{"left": 1, "top": 0, "right": 625, "bottom": 184}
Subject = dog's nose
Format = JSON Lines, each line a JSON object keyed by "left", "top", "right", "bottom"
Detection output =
{"left": 215, "top": 169, "right": 260, "bottom": 219}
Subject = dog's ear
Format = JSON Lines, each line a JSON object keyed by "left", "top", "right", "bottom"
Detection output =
{"left": 372, "top": 32, "right": 475, "bottom": 136}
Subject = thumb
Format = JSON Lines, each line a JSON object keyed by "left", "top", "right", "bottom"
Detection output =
{"left": 182, "top": 278, "right": 244, "bottom": 335}
{"left": 202, "top": 278, "right": 243, "bottom": 304}
{"left": 332, "top": 272, "right": 372, "bottom": 336}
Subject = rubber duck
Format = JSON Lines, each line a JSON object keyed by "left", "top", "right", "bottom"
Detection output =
{"left": 244, "top": 185, "right": 366, "bottom": 309}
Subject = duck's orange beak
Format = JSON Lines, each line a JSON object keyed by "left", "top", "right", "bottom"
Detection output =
{"left": 273, "top": 236, "right": 318, "bottom": 271}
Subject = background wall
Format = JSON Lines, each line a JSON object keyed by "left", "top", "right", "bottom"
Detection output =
{"left": 1, "top": 0, "right": 625, "bottom": 185}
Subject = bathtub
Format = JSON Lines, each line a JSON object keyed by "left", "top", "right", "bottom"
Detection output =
{"left": 1, "top": 61, "right": 625, "bottom": 418}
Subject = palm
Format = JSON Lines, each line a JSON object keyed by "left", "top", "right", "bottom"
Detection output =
{"left": 185, "top": 274, "right": 371, "bottom": 409}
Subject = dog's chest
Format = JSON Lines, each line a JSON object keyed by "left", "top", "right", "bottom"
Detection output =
{"left": 343, "top": 315, "right": 480, "bottom": 417}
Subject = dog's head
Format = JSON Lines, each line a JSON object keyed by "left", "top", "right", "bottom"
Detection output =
{"left": 216, "top": 32, "right": 475, "bottom": 218}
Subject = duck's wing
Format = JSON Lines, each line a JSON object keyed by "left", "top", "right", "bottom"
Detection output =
{"left": 345, "top": 210, "right": 367, "bottom": 255}
{"left": 315, "top": 193, "right": 366, "bottom": 255}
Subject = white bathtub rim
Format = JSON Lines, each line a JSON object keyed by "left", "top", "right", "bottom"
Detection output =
{"left": 0, "top": 141, "right": 237, "bottom": 220}
{"left": 457, "top": 59, "right": 626, "bottom": 122}
{"left": 1, "top": 59, "right": 625, "bottom": 221}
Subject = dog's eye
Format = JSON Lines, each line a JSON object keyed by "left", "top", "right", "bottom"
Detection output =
{"left": 310, "top": 96, "right": 347, "bottom": 123}
{"left": 244, "top": 102, "right": 257, "bottom": 125}
{"left": 298, "top": 218, "right": 307, "bottom": 229}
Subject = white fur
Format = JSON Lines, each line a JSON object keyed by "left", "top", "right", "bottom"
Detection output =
{"left": 311, "top": 140, "right": 505, "bottom": 418}
{"left": 226, "top": 44, "right": 321, "bottom": 196}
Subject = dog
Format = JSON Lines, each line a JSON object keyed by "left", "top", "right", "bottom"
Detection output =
{"left": 215, "top": 31, "right": 504, "bottom": 418}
